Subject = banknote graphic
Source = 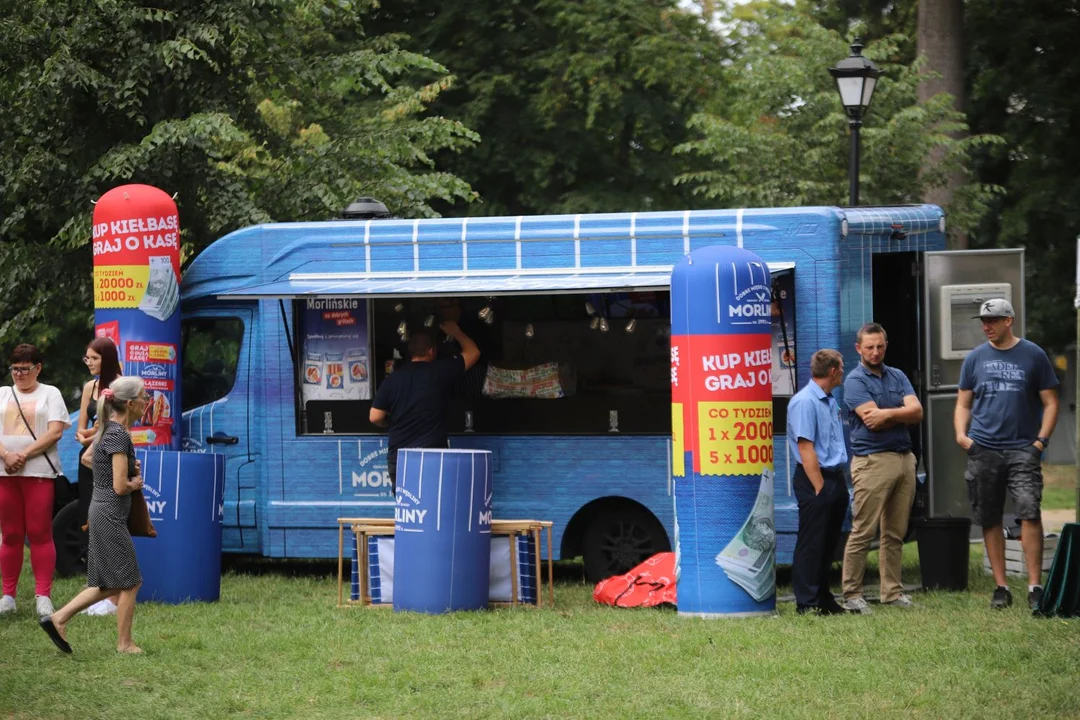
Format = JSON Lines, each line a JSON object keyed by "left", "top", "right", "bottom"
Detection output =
{"left": 139, "top": 256, "right": 179, "bottom": 321}
{"left": 715, "top": 467, "right": 776, "bottom": 602}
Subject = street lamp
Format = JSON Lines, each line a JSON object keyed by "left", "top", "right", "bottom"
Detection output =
{"left": 828, "top": 38, "right": 881, "bottom": 206}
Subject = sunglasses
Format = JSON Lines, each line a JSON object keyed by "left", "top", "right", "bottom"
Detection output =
{"left": 9, "top": 365, "right": 37, "bottom": 376}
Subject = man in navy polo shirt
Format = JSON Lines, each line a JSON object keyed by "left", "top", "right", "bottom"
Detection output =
{"left": 841, "top": 323, "right": 923, "bottom": 614}
{"left": 787, "top": 349, "right": 850, "bottom": 615}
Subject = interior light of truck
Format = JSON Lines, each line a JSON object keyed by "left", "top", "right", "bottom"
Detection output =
{"left": 423, "top": 315, "right": 435, "bottom": 327}
{"left": 589, "top": 316, "right": 600, "bottom": 331}
{"left": 393, "top": 302, "right": 405, "bottom": 313}
{"left": 624, "top": 319, "right": 637, "bottom": 334}
{"left": 585, "top": 301, "right": 596, "bottom": 316}
{"left": 397, "top": 321, "right": 407, "bottom": 337}
{"left": 599, "top": 318, "right": 610, "bottom": 333}
{"left": 525, "top": 323, "right": 535, "bottom": 338}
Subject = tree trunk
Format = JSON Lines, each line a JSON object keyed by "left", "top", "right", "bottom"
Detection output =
{"left": 917, "top": 0, "right": 967, "bottom": 248}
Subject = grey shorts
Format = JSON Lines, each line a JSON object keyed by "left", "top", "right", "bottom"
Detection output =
{"left": 964, "top": 443, "right": 1043, "bottom": 526}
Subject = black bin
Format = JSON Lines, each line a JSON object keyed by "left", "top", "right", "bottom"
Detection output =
{"left": 915, "top": 517, "right": 972, "bottom": 591}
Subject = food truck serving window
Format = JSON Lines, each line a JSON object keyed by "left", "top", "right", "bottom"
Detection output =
{"left": 294, "top": 268, "right": 796, "bottom": 436}
{"left": 373, "top": 292, "right": 673, "bottom": 434}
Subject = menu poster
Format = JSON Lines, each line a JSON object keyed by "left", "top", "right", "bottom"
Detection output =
{"left": 770, "top": 269, "right": 797, "bottom": 396}
{"left": 300, "top": 298, "right": 371, "bottom": 402}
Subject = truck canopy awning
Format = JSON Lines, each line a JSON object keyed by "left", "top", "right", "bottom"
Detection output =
{"left": 218, "top": 263, "right": 794, "bottom": 300}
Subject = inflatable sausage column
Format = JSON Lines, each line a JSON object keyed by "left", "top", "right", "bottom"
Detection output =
{"left": 671, "top": 246, "right": 776, "bottom": 617}
{"left": 91, "top": 185, "right": 182, "bottom": 450}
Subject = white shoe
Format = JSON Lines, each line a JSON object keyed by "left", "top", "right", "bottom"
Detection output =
{"left": 35, "top": 595, "right": 54, "bottom": 618}
{"left": 883, "top": 593, "right": 916, "bottom": 608}
{"left": 82, "top": 598, "right": 118, "bottom": 616}
{"left": 842, "top": 596, "right": 874, "bottom": 615}
{"left": 0, "top": 595, "right": 15, "bottom": 615}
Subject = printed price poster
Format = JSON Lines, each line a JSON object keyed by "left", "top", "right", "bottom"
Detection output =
{"left": 301, "top": 298, "right": 371, "bottom": 403}
{"left": 672, "top": 333, "right": 774, "bottom": 476}
{"left": 92, "top": 185, "right": 182, "bottom": 450}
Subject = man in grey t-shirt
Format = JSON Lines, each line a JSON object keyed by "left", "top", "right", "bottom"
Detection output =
{"left": 954, "top": 299, "right": 1059, "bottom": 611}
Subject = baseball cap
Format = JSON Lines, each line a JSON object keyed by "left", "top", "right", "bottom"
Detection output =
{"left": 974, "top": 298, "right": 1014, "bottom": 319}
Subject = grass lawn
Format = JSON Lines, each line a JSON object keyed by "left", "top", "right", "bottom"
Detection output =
{"left": 1042, "top": 464, "right": 1078, "bottom": 512}
{"left": 2, "top": 545, "right": 1079, "bottom": 719}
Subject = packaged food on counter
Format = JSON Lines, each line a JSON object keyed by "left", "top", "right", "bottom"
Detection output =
{"left": 482, "top": 362, "right": 566, "bottom": 399}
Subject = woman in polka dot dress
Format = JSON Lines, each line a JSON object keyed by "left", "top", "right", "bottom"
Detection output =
{"left": 40, "top": 376, "right": 147, "bottom": 654}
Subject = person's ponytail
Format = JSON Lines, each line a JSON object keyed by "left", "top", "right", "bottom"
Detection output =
{"left": 92, "top": 376, "right": 145, "bottom": 445}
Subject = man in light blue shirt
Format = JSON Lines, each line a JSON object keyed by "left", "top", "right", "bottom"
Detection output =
{"left": 787, "top": 349, "right": 849, "bottom": 614}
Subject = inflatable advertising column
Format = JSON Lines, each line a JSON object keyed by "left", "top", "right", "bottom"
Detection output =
{"left": 91, "top": 185, "right": 182, "bottom": 450}
{"left": 671, "top": 246, "right": 776, "bottom": 618}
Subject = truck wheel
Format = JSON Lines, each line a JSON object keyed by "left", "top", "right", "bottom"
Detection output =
{"left": 52, "top": 500, "right": 88, "bottom": 578}
{"left": 582, "top": 506, "right": 669, "bottom": 583}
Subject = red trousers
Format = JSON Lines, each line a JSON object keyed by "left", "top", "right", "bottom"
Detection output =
{"left": 0, "top": 476, "right": 55, "bottom": 597}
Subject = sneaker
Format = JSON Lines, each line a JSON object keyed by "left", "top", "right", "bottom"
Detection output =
{"left": 35, "top": 595, "right": 54, "bottom": 618}
{"left": 0, "top": 595, "right": 15, "bottom": 615}
{"left": 991, "top": 586, "right": 1013, "bottom": 610}
{"left": 1028, "top": 586, "right": 1044, "bottom": 611}
{"left": 842, "top": 597, "right": 874, "bottom": 615}
{"left": 882, "top": 594, "right": 916, "bottom": 608}
{"left": 82, "top": 598, "right": 118, "bottom": 617}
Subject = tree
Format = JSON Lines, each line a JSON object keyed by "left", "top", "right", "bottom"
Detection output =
{"left": 966, "top": 0, "right": 1080, "bottom": 349}
{"left": 674, "top": 1, "right": 999, "bottom": 226}
{"left": 0, "top": 0, "right": 477, "bottom": 398}
{"left": 366, "top": 0, "right": 729, "bottom": 216}
{"left": 917, "top": 0, "right": 966, "bottom": 247}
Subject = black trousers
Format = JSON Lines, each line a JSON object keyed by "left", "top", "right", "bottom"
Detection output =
{"left": 792, "top": 465, "right": 850, "bottom": 607}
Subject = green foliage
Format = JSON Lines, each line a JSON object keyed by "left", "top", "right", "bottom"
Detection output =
{"left": 795, "top": 0, "right": 916, "bottom": 59}
{"left": 0, "top": 0, "right": 477, "bottom": 400}
{"left": 675, "top": 2, "right": 1001, "bottom": 230}
{"left": 367, "top": 0, "right": 729, "bottom": 216}
{"left": 966, "top": 0, "right": 1080, "bottom": 349}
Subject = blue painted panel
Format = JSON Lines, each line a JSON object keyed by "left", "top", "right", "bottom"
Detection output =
{"left": 368, "top": 222, "right": 415, "bottom": 273}
{"left": 465, "top": 218, "right": 519, "bottom": 271}
{"left": 417, "top": 219, "right": 469, "bottom": 271}
{"left": 518, "top": 216, "right": 575, "bottom": 269}
{"left": 578, "top": 214, "right": 633, "bottom": 268}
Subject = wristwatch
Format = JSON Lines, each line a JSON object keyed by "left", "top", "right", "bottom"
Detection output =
{"left": 1037, "top": 436, "right": 1050, "bottom": 447}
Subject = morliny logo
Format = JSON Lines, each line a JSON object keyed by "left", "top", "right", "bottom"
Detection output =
{"left": 142, "top": 364, "right": 170, "bottom": 379}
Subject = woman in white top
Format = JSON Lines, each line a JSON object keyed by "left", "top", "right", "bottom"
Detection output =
{"left": 0, "top": 344, "right": 71, "bottom": 618}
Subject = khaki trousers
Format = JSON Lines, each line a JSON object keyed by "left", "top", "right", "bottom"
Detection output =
{"left": 842, "top": 451, "right": 916, "bottom": 602}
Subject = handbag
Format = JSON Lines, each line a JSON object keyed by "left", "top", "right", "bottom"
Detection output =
{"left": 126, "top": 488, "right": 157, "bottom": 538}
{"left": 6, "top": 387, "right": 74, "bottom": 513}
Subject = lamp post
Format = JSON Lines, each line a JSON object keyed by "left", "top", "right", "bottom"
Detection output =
{"left": 829, "top": 39, "right": 881, "bottom": 206}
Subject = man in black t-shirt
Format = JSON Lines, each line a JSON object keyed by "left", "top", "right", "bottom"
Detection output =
{"left": 369, "top": 319, "right": 481, "bottom": 490}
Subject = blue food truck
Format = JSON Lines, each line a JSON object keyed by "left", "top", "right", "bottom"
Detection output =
{"left": 55, "top": 204, "right": 1024, "bottom": 581}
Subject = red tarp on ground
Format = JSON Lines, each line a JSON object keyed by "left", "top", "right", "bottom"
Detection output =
{"left": 593, "top": 552, "right": 677, "bottom": 608}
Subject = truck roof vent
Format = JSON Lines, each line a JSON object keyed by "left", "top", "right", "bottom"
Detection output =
{"left": 342, "top": 197, "right": 392, "bottom": 220}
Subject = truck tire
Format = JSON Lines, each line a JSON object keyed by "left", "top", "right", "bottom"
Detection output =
{"left": 52, "top": 500, "right": 88, "bottom": 578}
{"left": 582, "top": 505, "right": 669, "bottom": 583}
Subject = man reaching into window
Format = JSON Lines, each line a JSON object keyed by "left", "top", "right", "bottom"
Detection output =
{"left": 369, "top": 310, "right": 480, "bottom": 491}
